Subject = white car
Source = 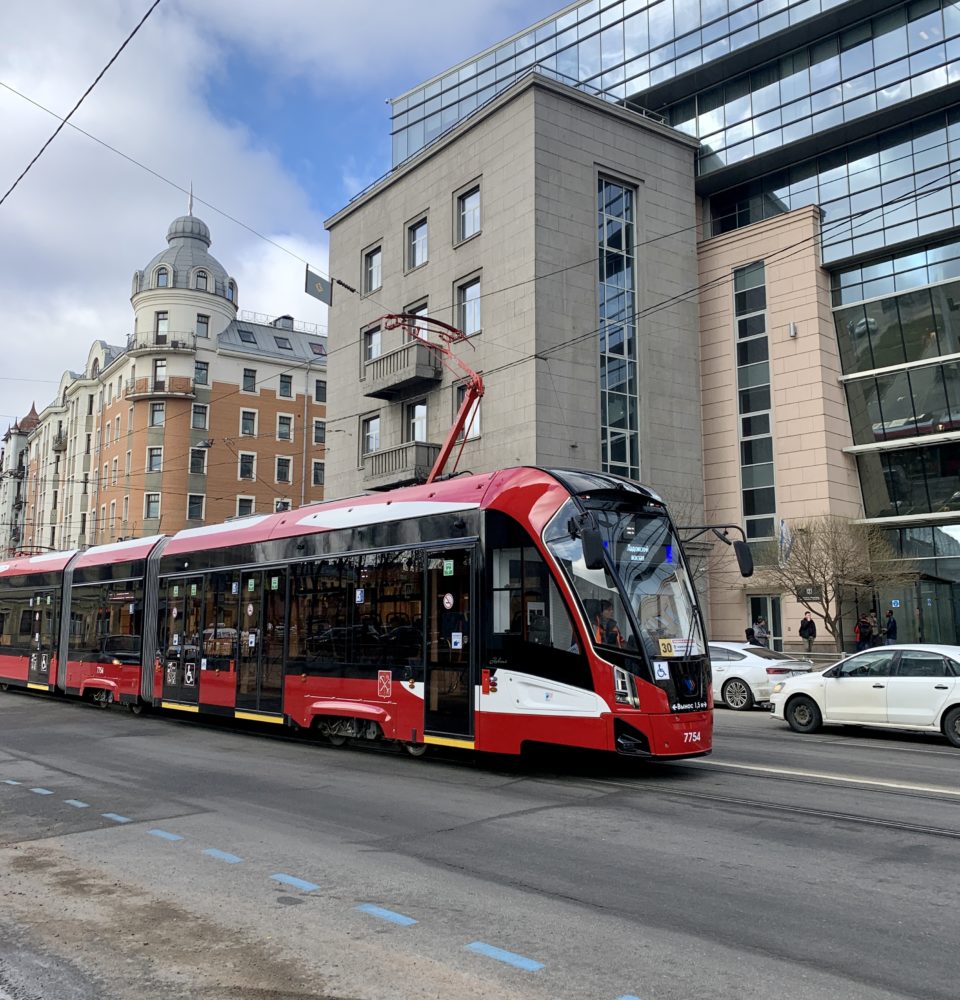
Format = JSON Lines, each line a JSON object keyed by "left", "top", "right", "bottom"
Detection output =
{"left": 708, "top": 642, "right": 814, "bottom": 711}
{"left": 769, "top": 644, "right": 960, "bottom": 748}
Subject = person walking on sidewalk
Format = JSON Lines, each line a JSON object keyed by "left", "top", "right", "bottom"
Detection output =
{"left": 799, "top": 612, "right": 816, "bottom": 653}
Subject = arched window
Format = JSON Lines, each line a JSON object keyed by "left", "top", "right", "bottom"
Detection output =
{"left": 227, "top": 280, "right": 236, "bottom": 302}
{"left": 195, "top": 269, "right": 207, "bottom": 291}
{"left": 156, "top": 267, "right": 169, "bottom": 288}
{"left": 91, "top": 359, "right": 100, "bottom": 377}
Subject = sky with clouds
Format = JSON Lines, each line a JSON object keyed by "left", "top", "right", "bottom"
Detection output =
{"left": 0, "top": 0, "right": 561, "bottom": 427}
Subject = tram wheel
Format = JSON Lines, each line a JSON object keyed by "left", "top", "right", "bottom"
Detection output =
{"left": 93, "top": 690, "right": 112, "bottom": 710}
{"left": 0, "top": 683, "right": 8, "bottom": 692}
{"left": 128, "top": 700, "right": 146, "bottom": 716}
{"left": 326, "top": 733, "right": 348, "bottom": 747}
{"left": 403, "top": 742, "right": 428, "bottom": 757}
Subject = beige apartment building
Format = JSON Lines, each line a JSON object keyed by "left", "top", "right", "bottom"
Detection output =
{"left": 12, "top": 212, "right": 327, "bottom": 556}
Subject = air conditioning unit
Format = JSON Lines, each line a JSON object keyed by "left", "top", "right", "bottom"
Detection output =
{"left": 274, "top": 498, "right": 292, "bottom": 512}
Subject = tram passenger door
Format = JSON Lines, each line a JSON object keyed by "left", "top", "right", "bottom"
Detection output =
{"left": 28, "top": 591, "right": 55, "bottom": 687}
{"left": 162, "top": 578, "right": 203, "bottom": 704}
{"left": 424, "top": 550, "right": 473, "bottom": 740}
{"left": 237, "top": 569, "right": 286, "bottom": 715}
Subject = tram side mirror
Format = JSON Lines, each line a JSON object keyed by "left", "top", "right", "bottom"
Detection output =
{"left": 581, "top": 527, "right": 606, "bottom": 570}
{"left": 733, "top": 540, "right": 754, "bottom": 578}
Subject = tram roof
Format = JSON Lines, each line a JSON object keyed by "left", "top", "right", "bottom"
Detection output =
{"left": 71, "top": 535, "right": 165, "bottom": 569}
{"left": 0, "top": 550, "right": 79, "bottom": 580}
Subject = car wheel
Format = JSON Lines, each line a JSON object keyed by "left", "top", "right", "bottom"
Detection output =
{"left": 785, "top": 694, "right": 822, "bottom": 734}
{"left": 943, "top": 706, "right": 960, "bottom": 749}
{"left": 722, "top": 678, "right": 754, "bottom": 711}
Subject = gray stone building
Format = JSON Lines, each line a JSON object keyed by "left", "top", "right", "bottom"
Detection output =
{"left": 325, "top": 73, "right": 703, "bottom": 525}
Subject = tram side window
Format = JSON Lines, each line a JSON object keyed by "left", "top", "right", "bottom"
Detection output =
{"left": 202, "top": 573, "right": 239, "bottom": 664}
{"left": 0, "top": 592, "right": 32, "bottom": 652}
{"left": 68, "top": 586, "right": 102, "bottom": 660}
{"left": 353, "top": 550, "right": 424, "bottom": 678}
{"left": 486, "top": 511, "right": 591, "bottom": 690}
{"left": 287, "top": 558, "right": 355, "bottom": 673}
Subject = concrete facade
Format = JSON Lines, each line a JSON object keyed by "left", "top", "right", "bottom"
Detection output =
{"left": 325, "top": 75, "right": 704, "bottom": 521}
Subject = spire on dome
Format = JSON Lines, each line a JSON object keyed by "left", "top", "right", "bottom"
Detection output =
{"left": 188, "top": 182, "right": 194, "bottom": 216}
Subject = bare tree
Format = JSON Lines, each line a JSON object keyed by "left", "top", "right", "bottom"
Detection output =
{"left": 754, "top": 516, "right": 915, "bottom": 653}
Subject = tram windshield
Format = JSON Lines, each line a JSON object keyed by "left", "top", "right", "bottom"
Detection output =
{"left": 545, "top": 499, "right": 704, "bottom": 659}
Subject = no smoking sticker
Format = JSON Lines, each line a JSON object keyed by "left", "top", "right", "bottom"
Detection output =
{"left": 442, "top": 593, "right": 454, "bottom": 610}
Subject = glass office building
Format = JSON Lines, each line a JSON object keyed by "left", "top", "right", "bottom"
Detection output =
{"left": 385, "top": 0, "right": 960, "bottom": 640}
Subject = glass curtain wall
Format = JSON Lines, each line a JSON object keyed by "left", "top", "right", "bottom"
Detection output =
{"left": 598, "top": 176, "right": 639, "bottom": 480}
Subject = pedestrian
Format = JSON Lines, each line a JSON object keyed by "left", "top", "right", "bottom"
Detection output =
{"left": 884, "top": 609, "right": 898, "bottom": 645}
{"left": 744, "top": 627, "right": 763, "bottom": 647}
{"left": 798, "top": 611, "right": 816, "bottom": 653}
{"left": 868, "top": 610, "right": 881, "bottom": 647}
{"left": 854, "top": 613, "right": 873, "bottom": 651}
{"left": 753, "top": 617, "right": 769, "bottom": 648}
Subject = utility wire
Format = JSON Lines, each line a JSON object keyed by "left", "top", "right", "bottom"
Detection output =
{"left": 0, "top": 0, "right": 162, "bottom": 209}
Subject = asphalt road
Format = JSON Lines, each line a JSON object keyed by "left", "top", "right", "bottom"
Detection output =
{"left": 1, "top": 691, "right": 957, "bottom": 1000}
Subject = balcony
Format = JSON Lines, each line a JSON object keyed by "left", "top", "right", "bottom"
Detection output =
{"left": 51, "top": 431, "right": 67, "bottom": 451}
{"left": 123, "top": 376, "right": 195, "bottom": 400}
{"left": 362, "top": 441, "right": 441, "bottom": 490}
{"left": 126, "top": 331, "right": 197, "bottom": 355}
{"left": 363, "top": 342, "right": 442, "bottom": 400}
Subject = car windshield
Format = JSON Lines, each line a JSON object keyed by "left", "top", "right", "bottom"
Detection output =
{"left": 545, "top": 498, "right": 703, "bottom": 657}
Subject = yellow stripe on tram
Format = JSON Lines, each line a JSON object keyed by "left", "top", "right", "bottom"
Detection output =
{"left": 27, "top": 683, "right": 48, "bottom": 691}
{"left": 161, "top": 701, "right": 200, "bottom": 713}
{"left": 423, "top": 735, "right": 475, "bottom": 750}
{"left": 234, "top": 710, "right": 284, "bottom": 725}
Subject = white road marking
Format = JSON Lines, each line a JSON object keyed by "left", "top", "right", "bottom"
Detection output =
{"left": 688, "top": 759, "right": 960, "bottom": 797}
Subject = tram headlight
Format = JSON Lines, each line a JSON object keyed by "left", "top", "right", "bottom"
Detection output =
{"left": 614, "top": 666, "right": 639, "bottom": 708}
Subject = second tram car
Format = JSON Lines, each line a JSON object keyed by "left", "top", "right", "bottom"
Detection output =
{"left": 0, "top": 467, "right": 731, "bottom": 758}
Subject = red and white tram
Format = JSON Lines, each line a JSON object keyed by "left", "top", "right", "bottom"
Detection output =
{"left": 0, "top": 467, "right": 736, "bottom": 759}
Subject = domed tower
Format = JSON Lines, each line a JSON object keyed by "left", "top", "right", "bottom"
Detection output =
{"left": 130, "top": 209, "right": 239, "bottom": 350}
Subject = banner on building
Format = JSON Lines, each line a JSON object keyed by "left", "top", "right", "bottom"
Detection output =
{"left": 304, "top": 266, "right": 332, "bottom": 305}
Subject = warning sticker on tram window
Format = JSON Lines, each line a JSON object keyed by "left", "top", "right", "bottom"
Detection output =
{"left": 173, "top": 586, "right": 180, "bottom": 597}
{"left": 246, "top": 603, "right": 254, "bottom": 617}
{"left": 442, "top": 593, "right": 454, "bottom": 610}
{"left": 171, "top": 607, "right": 178, "bottom": 619}
{"left": 248, "top": 578, "right": 255, "bottom": 592}
{"left": 443, "top": 559, "right": 454, "bottom": 577}
{"left": 191, "top": 584, "right": 197, "bottom": 596}
{"left": 271, "top": 577, "right": 279, "bottom": 591}
{"left": 451, "top": 632, "right": 463, "bottom": 650}
{"left": 232, "top": 582, "right": 239, "bottom": 595}
{"left": 653, "top": 661, "right": 671, "bottom": 682}
{"left": 355, "top": 588, "right": 365, "bottom": 604}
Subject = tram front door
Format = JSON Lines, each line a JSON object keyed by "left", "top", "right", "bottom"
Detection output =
{"left": 424, "top": 549, "right": 473, "bottom": 741}
{"left": 162, "top": 577, "right": 203, "bottom": 705}
{"left": 236, "top": 569, "right": 285, "bottom": 715}
{"left": 28, "top": 590, "right": 56, "bottom": 688}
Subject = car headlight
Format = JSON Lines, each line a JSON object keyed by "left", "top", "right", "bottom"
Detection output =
{"left": 771, "top": 682, "right": 786, "bottom": 694}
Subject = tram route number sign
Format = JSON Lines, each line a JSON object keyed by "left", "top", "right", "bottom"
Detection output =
{"left": 378, "top": 670, "right": 392, "bottom": 698}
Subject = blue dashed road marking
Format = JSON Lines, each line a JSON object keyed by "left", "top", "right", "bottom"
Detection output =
{"left": 148, "top": 829, "right": 183, "bottom": 842}
{"left": 64, "top": 799, "right": 89, "bottom": 808}
{"left": 617, "top": 995, "right": 644, "bottom": 999}
{"left": 204, "top": 848, "right": 243, "bottom": 864}
{"left": 356, "top": 903, "right": 418, "bottom": 926}
{"left": 29, "top": 787, "right": 53, "bottom": 795}
{"left": 102, "top": 813, "right": 132, "bottom": 824}
{"left": 271, "top": 873, "right": 319, "bottom": 893}
{"left": 466, "top": 942, "right": 544, "bottom": 972}
{"left": 2, "top": 779, "right": 21, "bottom": 785}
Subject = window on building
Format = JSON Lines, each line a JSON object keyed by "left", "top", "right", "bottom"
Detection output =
{"left": 127, "top": 406, "right": 133, "bottom": 434}
{"left": 82, "top": 473, "right": 89, "bottom": 495}
{"left": 145, "top": 493, "right": 160, "bottom": 519}
{"left": 239, "top": 453, "right": 255, "bottom": 480}
{"left": 734, "top": 261, "right": 776, "bottom": 542}
{"left": 312, "top": 461, "right": 325, "bottom": 487}
{"left": 85, "top": 433, "right": 91, "bottom": 454}
{"left": 457, "top": 185, "right": 481, "bottom": 242}
{"left": 197, "top": 314, "right": 210, "bottom": 338}
{"left": 363, "top": 246, "right": 382, "bottom": 294}
{"left": 111, "top": 457, "right": 118, "bottom": 486}
{"left": 457, "top": 277, "right": 481, "bottom": 335}
{"left": 309, "top": 341, "right": 326, "bottom": 356}
{"left": 150, "top": 403, "right": 164, "bottom": 427}
{"left": 192, "top": 404, "right": 208, "bottom": 429}
{"left": 240, "top": 410, "right": 257, "bottom": 436}
{"left": 274, "top": 336, "right": 293, "bottom": 350}
{"left": 125, "top": 450, "right": 131, "bottom": 476}
{"left": 238, "top": 328, "right": 256, "bottom": 344}
{"left": 115, "top": 415, "right": 120, "bottom": 438}
{"left": 276, "top": 457, "right": 291, "bottom": 483}
{"left": 156, "top": 267, "right": 169, "bottom": 288}
{"left": 227, "top": 281, "right": 236, "bottom": 302}
{"left": 313, "top": 419, "right": 326, "bottom": 445}
{"left": 405, "top": 399, "right": 427, "bottom": 442}
{"left": 190, "top": 448, "right": 207, "bottom": 475}
{"left": 153, "top": 358, "right": 166, "bottom": 390}
{"left": 109, "top": 501, "right": 116, "bottom": 534}
{"left": 363, "top": 326, "right": 382, "bottom": 362}
{"left": 80, "top": 512, "right": 87, "bottom": 536}
{"left": 407, "top": 218, "right": 428, "bottom": 269}
{"left": 361, "top": 415, "right": 380, "bottom": 455}
{"left": 105, "top": 423, "right": 112, "bottom": 445}
{"left": 456, "top": 384, "right": 481, "bottom": 439}
{"left": 194, "top": 360, "right": 209, "bottom": 385}
{"left": 122, "top": 495, "right": 128, "bottom": 523}
{"left": 407, "top": 301, "right": 429, "bottom": 339}
{"left": 195, "top": 269, "right": 207, "bottom": 291}
{"left": 315, "top": 379, "right": 327, "bottom": 403}
{"left": 155, "top": 311, "right": 169, "bottom": 339}
{"left": 242, "top": 368, "right": 256, "bottom": 392}
{"left": 237, "top": 497, "right": 254, "bottom": 516}
{"left": 278, "top": 415, "right": 293, "bottom": 441}
{"left": 279, "top": 374, "right": 293, "bottom": 398}
{"left": 147, "top": 447, "right": 162, "bottom": 473}
{"left": 187, "top": 494, "right": 205, "bottom": 520}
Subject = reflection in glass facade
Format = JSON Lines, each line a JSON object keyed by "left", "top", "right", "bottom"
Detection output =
{"left": 735, "top": 262, "right": 775, "bottom": 541}
{"left": 598, "top": 176, "right": 639, "bottom": 480}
